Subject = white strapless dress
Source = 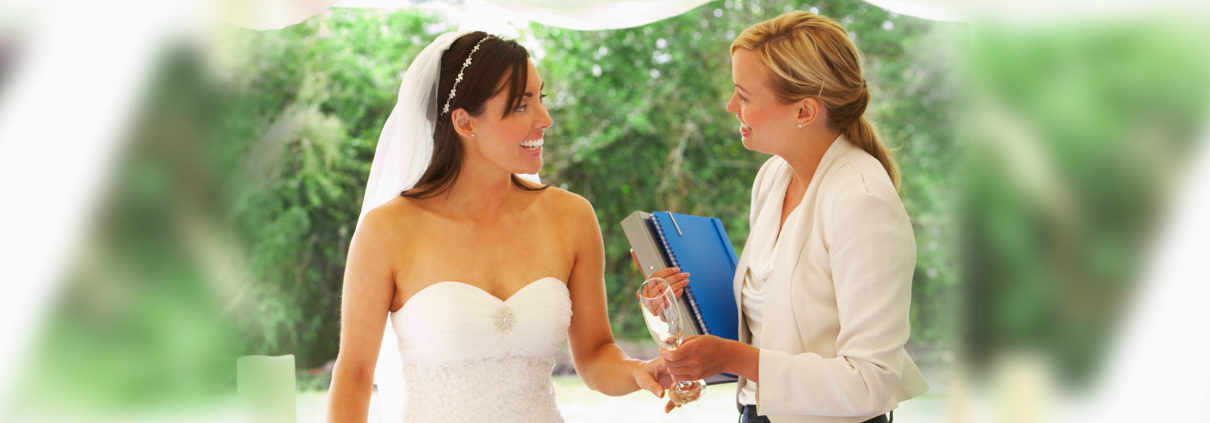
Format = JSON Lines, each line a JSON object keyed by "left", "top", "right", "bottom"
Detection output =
{"left": 389, "top": 277, "right": 572, "bottom": 422}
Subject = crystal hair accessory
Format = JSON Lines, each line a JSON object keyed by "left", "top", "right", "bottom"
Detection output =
{"left": 441, "top": 35, "right": 494, "bottom": 115}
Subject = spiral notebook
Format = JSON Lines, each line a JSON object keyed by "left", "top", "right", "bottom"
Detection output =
{"left": 621, "top": 211, "right": 740, "bottom": 384}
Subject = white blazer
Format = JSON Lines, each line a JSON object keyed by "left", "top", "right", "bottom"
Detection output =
{"left": 733, "top": 136, "right": 928, "bottom": 423}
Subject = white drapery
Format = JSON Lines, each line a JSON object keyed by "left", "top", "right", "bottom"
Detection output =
{"left": 216, "top": 0, "right": 720, "bottom": 31}
{"left": 217, "top": 0, "right": 1206, "bottom": 30}
{"left": 214, "top": 0, "right": 972, "bottom": 31}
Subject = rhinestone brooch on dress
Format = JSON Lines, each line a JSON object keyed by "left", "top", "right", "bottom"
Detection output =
{"left": 492, "top": 305, "right": 517, "bottom": 333}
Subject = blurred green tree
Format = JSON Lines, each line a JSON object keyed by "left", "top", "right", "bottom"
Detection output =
{"left": 962, "top": 19, "right": 1210, "bottom": 385}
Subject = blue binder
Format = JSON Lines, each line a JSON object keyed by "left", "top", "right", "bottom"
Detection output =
{"left": 648, "top": 212, "right": 740, "bottom": 342}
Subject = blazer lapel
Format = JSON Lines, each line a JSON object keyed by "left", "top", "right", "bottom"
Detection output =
{"left": 759, "top": 137, "right": 852, "bottom": 351}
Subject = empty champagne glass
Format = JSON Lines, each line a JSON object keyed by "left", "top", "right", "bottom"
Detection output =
{"left": 637, "top": 277, "right": 704, "bottom": 406}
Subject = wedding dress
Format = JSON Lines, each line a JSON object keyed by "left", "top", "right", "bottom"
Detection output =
{"left": 388, "top": 276, "right": 572, "bottom": 422}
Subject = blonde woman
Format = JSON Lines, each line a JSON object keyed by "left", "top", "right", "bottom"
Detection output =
{"left": 660, "top": 11, "right": 928, "bottom": 423}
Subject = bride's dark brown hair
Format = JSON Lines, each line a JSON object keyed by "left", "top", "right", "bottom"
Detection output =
{"left": 403, "top": 31, "right": 548, "bottom": 199}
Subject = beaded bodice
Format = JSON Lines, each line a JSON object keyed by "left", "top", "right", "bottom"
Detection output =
{"left": 389, "top": 277, "right": 571, "bottom": 422}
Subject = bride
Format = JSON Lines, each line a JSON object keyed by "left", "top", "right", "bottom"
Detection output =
{"left": 326, "top": 31, "right": 687, "bottom": 422}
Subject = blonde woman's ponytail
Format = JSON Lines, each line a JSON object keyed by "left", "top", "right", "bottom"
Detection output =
{"left": 843, "top": 114, "right": 899, "bottom": 189}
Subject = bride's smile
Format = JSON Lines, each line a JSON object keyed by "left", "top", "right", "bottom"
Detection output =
{"left": 521, "top": 137, "right": 544, "bottom": 153}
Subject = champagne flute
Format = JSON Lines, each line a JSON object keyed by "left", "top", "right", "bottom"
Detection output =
{"left": 637, "top": 277, "right": 704, "bottom": 406}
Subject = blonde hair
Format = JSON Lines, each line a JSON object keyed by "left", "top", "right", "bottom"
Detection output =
{"left": 732, "top": 11, "right": 899, "bottom": 188}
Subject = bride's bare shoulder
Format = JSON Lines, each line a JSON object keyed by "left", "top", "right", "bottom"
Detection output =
{"left": 534, "top": 186, "right": 598, "bottom": 227}
{"left": 356, "top": 196, "right": 426, "bottom": 242}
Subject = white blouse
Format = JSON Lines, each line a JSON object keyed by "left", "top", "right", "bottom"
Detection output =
{"left": 738, "top": 269, "right": 765, "bottom": 405}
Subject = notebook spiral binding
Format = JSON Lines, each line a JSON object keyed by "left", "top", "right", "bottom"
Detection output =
{"left": 650, "top": 214, "right": 711, "bottom": 336}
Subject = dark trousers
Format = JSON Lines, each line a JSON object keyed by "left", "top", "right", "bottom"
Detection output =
{"left": 740, "top": 405, "right": 892, "bottom": 423}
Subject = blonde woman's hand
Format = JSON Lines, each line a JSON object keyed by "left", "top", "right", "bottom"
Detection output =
{"left": 646, "top": 267, "right": 690, "bottom": 298}
{"left": 661, "top": 335, "right": 737, "bottom": 381}
{"left": 636, "top": 268, "right": 690, "bottom": 320}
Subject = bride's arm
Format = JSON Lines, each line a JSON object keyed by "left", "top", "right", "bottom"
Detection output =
{"left": 327, "top": 210, "right": 396, "bottom": 423}
{"left": 564, "top": 194, "right": 684, "bottom": 397}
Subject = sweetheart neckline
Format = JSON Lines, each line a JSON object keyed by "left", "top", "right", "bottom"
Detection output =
{"left": 393, "top": 277, "right": 567, "bottom": 314}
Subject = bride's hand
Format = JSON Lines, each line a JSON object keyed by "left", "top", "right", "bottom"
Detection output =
{"left": 633, "top": 358, "right": 673, "bottom": 397}
{"left": 633, "top": 358, "right": 684, "bottom": 413}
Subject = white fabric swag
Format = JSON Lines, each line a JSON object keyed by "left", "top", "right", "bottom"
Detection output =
{"left": 214, "top": 0, "right": 966, "bottom": 31}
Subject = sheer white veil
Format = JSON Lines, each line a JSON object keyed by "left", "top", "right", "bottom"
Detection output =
{"left": 357, "top": 31, "right": 462, "bottom": 422}
{"left": 357, "top": 31, "right": 461, "bottom": 228}
{"left": 356, "top": 31, "right": 540, "bottom": 421}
